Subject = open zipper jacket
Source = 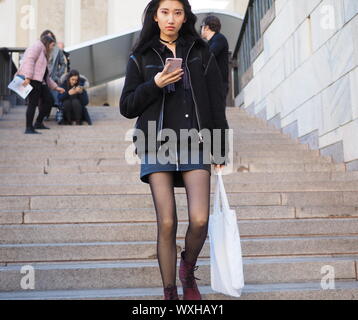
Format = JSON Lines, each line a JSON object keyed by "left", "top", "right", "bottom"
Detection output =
{"left": 120, "top": 34, "right": 230, "bottom": 165}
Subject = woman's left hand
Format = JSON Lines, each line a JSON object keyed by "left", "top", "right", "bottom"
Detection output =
{"left": 214, "top": 164, "right": 225, "bottom": 172}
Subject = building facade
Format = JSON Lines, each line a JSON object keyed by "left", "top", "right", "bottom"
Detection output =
{"left": 235, "top": 0, "right": 358, "bottom": 170}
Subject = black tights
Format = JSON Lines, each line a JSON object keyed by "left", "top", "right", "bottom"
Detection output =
{"left": 26, "top": 81, "right": 53, "bottom": 128}
{"left": 148, "top": 170, "right": 211, "bottom": 289}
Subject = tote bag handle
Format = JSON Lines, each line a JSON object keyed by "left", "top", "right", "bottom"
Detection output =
{"left": 213, "top": 171, "right": 231, "bottom": 213}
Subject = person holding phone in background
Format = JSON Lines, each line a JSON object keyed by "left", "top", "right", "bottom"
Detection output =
{"left": 58, "top": 69, "right": 89, "bottom": 125}
{"left": 120, "top": 0, "right": 229, "bottom": 300}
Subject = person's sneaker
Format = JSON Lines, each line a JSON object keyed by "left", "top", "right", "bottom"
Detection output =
{"left": 24, "top": 127, "right": 41, "bottom": 135}
{"left": 34, "top": 123, "right": 50, "bottom": 130}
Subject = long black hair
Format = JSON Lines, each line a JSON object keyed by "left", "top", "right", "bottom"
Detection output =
{"left": 132, "top": 0, "right": 201, "bottom": 53}
{"left": 66, "top": 69, "right": 80, "bottom": 88}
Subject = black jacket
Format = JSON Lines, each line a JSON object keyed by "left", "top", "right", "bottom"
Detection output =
{"left": 120, "top": 34, "right": 229, "bottom": 165}
{"left": 208, "top": 32, "right": 229, "bottom": 92}
{"left": 58, "top": 77, "right": 92, "bottom": 125}
{"left": 58, "top": 77, "right": 89, "bottom": 107}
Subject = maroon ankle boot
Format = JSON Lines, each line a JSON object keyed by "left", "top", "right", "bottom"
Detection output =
{"left": 179, "top": 251, "right": 202, "bottom": 300}
{"left": 164, "top": 285, "right": 179, "bottom": 300}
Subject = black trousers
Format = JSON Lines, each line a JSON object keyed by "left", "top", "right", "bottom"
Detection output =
{"left": 63, "top": 98, "right": 83, "bottom": 123}
{"left": 26, "top": 81, "right": 54, "bottom": 128}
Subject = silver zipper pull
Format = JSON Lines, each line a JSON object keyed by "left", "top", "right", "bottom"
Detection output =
{"left": 198, "top": 132, "right": 204, "bottom": 144}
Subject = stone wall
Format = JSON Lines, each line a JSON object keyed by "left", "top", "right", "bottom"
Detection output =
{"left": 237, "top": 0, "right": 358, "bottom": 170}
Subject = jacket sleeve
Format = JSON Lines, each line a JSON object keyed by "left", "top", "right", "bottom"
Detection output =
{"left": 21, "top": 42, "right": 42, "bottom": 80}
{"left": 79, "top": 90, "right": 89, "bottom": 107}
{"left": 58, "top": 84, "right": 69, "bottom": 102}
{"left": 209, "top": 35, "right": 226, "bottom": 58}
{"left": 46, "top": 72, "right": 58, "bottom": 90}
{"left": 120, "top": 56, "right": 163, "bottom": 119}
{"left": 204, "top": 52, "right": 230, "bottom": 166}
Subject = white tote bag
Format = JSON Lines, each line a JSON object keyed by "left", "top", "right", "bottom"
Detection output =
{"left": 208, "top": 171, "right": 245, "bottom": 297}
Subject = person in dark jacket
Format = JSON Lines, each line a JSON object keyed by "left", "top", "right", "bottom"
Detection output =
{"left": 58, "top": 69, "right": 90, "bottom": 125}
{"left": 201, "top": 15, "right": 229, "bottom": 97}
{"left": 120, "top": 0, "right": 230, "bottom": 301}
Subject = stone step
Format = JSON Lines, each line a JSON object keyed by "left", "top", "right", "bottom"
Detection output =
{"left": 0, "top": 150, "right": 326, "bottom": 164}
{"left": 1, "top": 205, "right": 295, "bottom": 225}
{"left": 245, "top": 163, "right": 345, "bottom": 173}
{"left": 2, "top": 236, "right": 358, "bottom": 263}
{"left": 1, "top": 109, "right": 268, "bottom": 121}
{"left": 44, "top": 162, "right": 344, "bottom": 175}
{"left": 1, "top": 218, "right": 358, "bottom": 244}
{"left": 0, "top": 114, "right": 275, "bottom": 125}
{"left": 0, "top": 120, "right": 276, "bottom": 132}
{"left": 7, "top": 162, "right": 342, "bottom": 177}
{"left": 0, "top": 153, "right": 331, "bottom": 167}
{"left": 0, "top": 154, "right": 335, "bottom": 174}
{"left": 0, "top": 171, "right": 347, "bottom": 183}
{"left": 0, "top": 134, "right": 295, "bottom": 145}
{"left": 0, "top": 133, "right": 293, "bottom": 145}
{"left": 0, "top": 139, "right": 302, "bottom": 152}
{"left": 0, "top": 256, "right": 356, "bottom": 291}
{"left": 239, "top": 156, "right": 332, "bottom": 164}
{"left": 0, "top": 140, "right": 307, "bottom": 151}
{"left": 1, "top": 191, "right": 357, "bottom": 211}
{"left": 5, "top": 175, "right": 357, "bottom": 190}
{"left": 1, "top": 281, "right": 358, "bottom": 300}
{"left": 2, "top": 180, "right": 358, "bottom": 196}
{"left": 1, "top": 170, "right": 343, "bottom": 182}
{"left": 0, "top": 120, "right": 282, "bottom": 129}
{"left": 0, "top": 205, "right": 354, "bottom": 225}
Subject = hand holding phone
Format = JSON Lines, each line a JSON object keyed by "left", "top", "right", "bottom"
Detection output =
{"left": 154, "top": 58, "right": 184, "bottom": 89}
{"left": 165, "top": 58, "right": 183, "bottom": 73}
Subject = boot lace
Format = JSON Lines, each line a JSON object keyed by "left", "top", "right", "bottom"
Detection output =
{"left": 186, "top": 266, "right": 201, "bottom": 288}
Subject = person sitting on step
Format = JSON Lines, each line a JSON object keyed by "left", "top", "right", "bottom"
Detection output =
{"left": 58, "top": 69, "right": 91, "bottom": 125}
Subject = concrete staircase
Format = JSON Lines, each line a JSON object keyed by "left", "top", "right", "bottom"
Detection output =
{"left": 1, "top": 105, "right": 358, "bottom": 300}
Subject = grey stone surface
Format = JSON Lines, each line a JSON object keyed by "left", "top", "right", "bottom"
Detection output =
{"left": 282, "top": 120, "right": 299, "bottom": 140}
{"left": 2, "top": 237, "right": 358, "bottom": 263}
{"left": 347, "top": 159, "right": 358, "bottom": 172}
{"left": 2, "top": 218, "right": 358, "bottom": 244}
{"left": 0, "top": 257, "right": 355, "bottom": 291}
{"left": 320, "top": 141, "right": 345, "bottom": 164}
{"left": 1, "top": 105, "right": 358, "bottom": 299}
{"left": 268, "top": 113, "right": 282, "bottom": 130}
{"left": 1, "top": 282, "right": 358, "bottom": 300}
{"left": 299, "top": 130, "right": 320, "bottom": 150}
{"left": 0, "top": 212, "right": 23, "bottom": 225}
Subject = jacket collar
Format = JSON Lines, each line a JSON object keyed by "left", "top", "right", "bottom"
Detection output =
{"left": 135, "top": 33, "right": 205, "bottom": 55}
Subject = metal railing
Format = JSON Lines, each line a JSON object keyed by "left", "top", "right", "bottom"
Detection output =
{"left": 0, "top": 47, "right": 25, "bottom": 103}
{"left": 233, "top": 0, "right": 274, "bottom": 95}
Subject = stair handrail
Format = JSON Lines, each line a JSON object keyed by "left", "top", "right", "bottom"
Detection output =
{"left": 0, "top": 47, "right": 26, "bottom": 103}
{"left": 232, "top": 0, "right": 274, "bottom": 96}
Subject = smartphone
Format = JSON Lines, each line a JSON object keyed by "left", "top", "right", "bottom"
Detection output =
{"left": 166, "top": 58, "right": 183, "bottom": 73}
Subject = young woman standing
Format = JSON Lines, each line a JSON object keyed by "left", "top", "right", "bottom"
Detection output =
{"left": 17, "top": 35, "right": 65, "bottom": 134}
{"left": 120, "top": 0, "right": 229, "bottom": 300}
